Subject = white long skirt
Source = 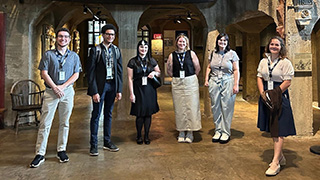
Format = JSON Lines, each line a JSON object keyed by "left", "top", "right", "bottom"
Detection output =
{"left": 172, "top": 74, "right": 201, "bottom": 131}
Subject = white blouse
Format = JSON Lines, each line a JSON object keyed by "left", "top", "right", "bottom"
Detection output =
{"left": 257, "top": 54, "right": 294, "bottom": 82}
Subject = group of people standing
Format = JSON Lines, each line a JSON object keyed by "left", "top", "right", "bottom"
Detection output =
{"left": 28, "top": 24, "right": 296, "bottom": 177}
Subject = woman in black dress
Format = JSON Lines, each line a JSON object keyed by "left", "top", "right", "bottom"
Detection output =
{"left": 127, "top": 40, "right": 160, "bottom": 145}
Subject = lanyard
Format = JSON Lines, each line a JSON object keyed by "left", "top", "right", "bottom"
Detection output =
{"left": 105, "top": 48, "right": 113, "bottom": 66}
{"left": 177, "top": 52, "right": 186, "bottom": 69}
{"left": 218, "top": 51, "right": 225, "bottom": 69}
{"left": 139, "top": 57, "right": 147, "bottom": 74}
{"left": 56, "top": 50, "right": 68, "bottom": 69}
{"left": 268, "top": 58, "right": 280, "bottom": 79}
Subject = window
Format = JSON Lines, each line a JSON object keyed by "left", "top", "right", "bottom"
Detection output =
{"left": 88, "top": 20, "right": 107, "bottom": 46}
{"left": 137, "top": 25, "right": 149, "bottom": 43}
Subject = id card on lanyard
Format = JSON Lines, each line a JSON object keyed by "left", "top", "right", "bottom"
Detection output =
{"left": 142, "top": 76, "right": 147, "bottom": 86}
{"left": 106, "top": 67, "right": 112, "bottom": 78}
{"left": 267, "top": 81, "right": 274, "bottom": 90}
{"left": 141, "top": 58, "right": 148, "bottom": 86}
{"left": 179, "top": 70, "right": 185, "bottom": 78}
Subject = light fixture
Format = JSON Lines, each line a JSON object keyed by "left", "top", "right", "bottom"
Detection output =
{"left": 83, "top": 5, "right": 88, "bottom": 14}
{"left": 83, "top": 5, "right": 100, "bottom": 20}
{"left": 176, "top": 19, "right": 181, "bottom": 24}
{"left": 187, "top": 12, "right": 192, "bottom": 20}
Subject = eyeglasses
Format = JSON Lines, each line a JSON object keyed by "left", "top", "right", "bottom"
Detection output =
{"left": 104, "top": 33, "right": 115, "bottom": 36}
{"left": 57, "top": 35, "right": 70, "bottom": 39}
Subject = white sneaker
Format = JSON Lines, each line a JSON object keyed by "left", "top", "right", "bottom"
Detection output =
{"left": 212, "top": 131, "right": 221, "bottom": 142}
{"left": 185, "top": 137, "right": 193, "bottom": 143}
{"left": 185, "top": 131, "right": 194, "bottom": 143}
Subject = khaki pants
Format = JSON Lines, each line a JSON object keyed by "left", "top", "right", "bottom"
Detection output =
{"left": 35, "top": 86, "right": 75, "bottom": 156}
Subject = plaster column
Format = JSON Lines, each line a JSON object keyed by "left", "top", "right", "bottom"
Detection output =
{"left": 110, "top": 5, "right": 144, "bottom": 120}
{"left": 242, "top": 33, "right": 260, "bottom": 100}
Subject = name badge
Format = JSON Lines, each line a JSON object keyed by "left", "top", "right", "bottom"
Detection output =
{"left": 59, "top": 71, "right": 65, "bottom": 81}
{"left": 179, "top": 70, "right": 185, "bottom": 78}
{"left": 106, "top": 67, "right": 112, "bottom": 78}
{"left": 218, "top": 71, "right": 223, "bottom": 79}
{"left": 142, "top": 76, "right": 147, "bottom": 86}
{"left": 267, "top": 80, "right": 274, "bottom": 90}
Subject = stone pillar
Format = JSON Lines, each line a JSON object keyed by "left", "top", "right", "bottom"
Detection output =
{"left": 242, "top": 33, "right": 260, "bottom": 100}
{"left": 315, "top": 31, "right": 320, "bottom": 106}
{"left": 0, "top": 12, "right": 5, "bottom": 109}
{"left": 110, "top": 5, "right": 144, "bottom": 120}
{"left": 285, "top": 3, "right": 313, "bottom": 136}
{"left": 203, "top": 30, "right": 220, "bottom": 118}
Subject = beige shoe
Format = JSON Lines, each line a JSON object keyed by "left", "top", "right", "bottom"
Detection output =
{"left": 212, "top": 131, "right": 221, "bottom": 143}
{"left": 265, "top": 163, "right": 280, "bottom": 176}
{"left": 219, "top": 133, "right": 230, "bottom": 144}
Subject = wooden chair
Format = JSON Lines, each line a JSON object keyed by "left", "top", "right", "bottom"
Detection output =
{"left": 10, "top": 79, "right": 44, "bottom": 134}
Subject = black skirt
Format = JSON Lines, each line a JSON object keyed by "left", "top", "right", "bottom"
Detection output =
{"left": 257, "top": 81, "right": 296, "bottom": 137}
{"left": 130, "top": 77, "right": 159, "bottom": 116}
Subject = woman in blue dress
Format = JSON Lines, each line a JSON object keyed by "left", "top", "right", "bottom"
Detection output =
{"left": 257, "top": 36, "right": 296, "bottom": 176}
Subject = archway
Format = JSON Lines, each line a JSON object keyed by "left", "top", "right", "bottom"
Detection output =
{"left": 227, "top": 11, "right": 276, "bottom": 101}
{"left": 311, "top": 19, "right": 320, "bottom": 134}
{"left": 138, "top": 5, "right": 208, "bottom": 84}
{"left": 30, "top": 2, "right": 118, "bottom": 88}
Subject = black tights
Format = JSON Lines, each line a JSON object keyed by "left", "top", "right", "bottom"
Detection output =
{"left": 136, "top": 116, "right": 152, "bottom": 139}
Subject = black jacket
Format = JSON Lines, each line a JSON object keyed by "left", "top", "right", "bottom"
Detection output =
{"left": 87, "top": 43, "right": 123, "bottom": 96}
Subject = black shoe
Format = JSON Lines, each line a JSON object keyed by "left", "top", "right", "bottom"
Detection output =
{"left": 136, "top": 137, "right": 143, "bottom": 145}
{"left": 30, "top": 155, "right": 45, "bottom": 168}
{"left": 90, "top": 146, "right": 99, "bottom": 156}
{"left": 57, "top": 151, "right": 69, "bottom": 163}
{"left": 103, "top": 141, "right": 119, "bottom": 152}
{"left": 144, "top": 138, "right": 150, "bottom": 145}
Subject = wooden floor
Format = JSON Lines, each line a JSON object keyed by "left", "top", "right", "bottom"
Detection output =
{"left": 0, "top": 86, "right": 320, "bottom": 180}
